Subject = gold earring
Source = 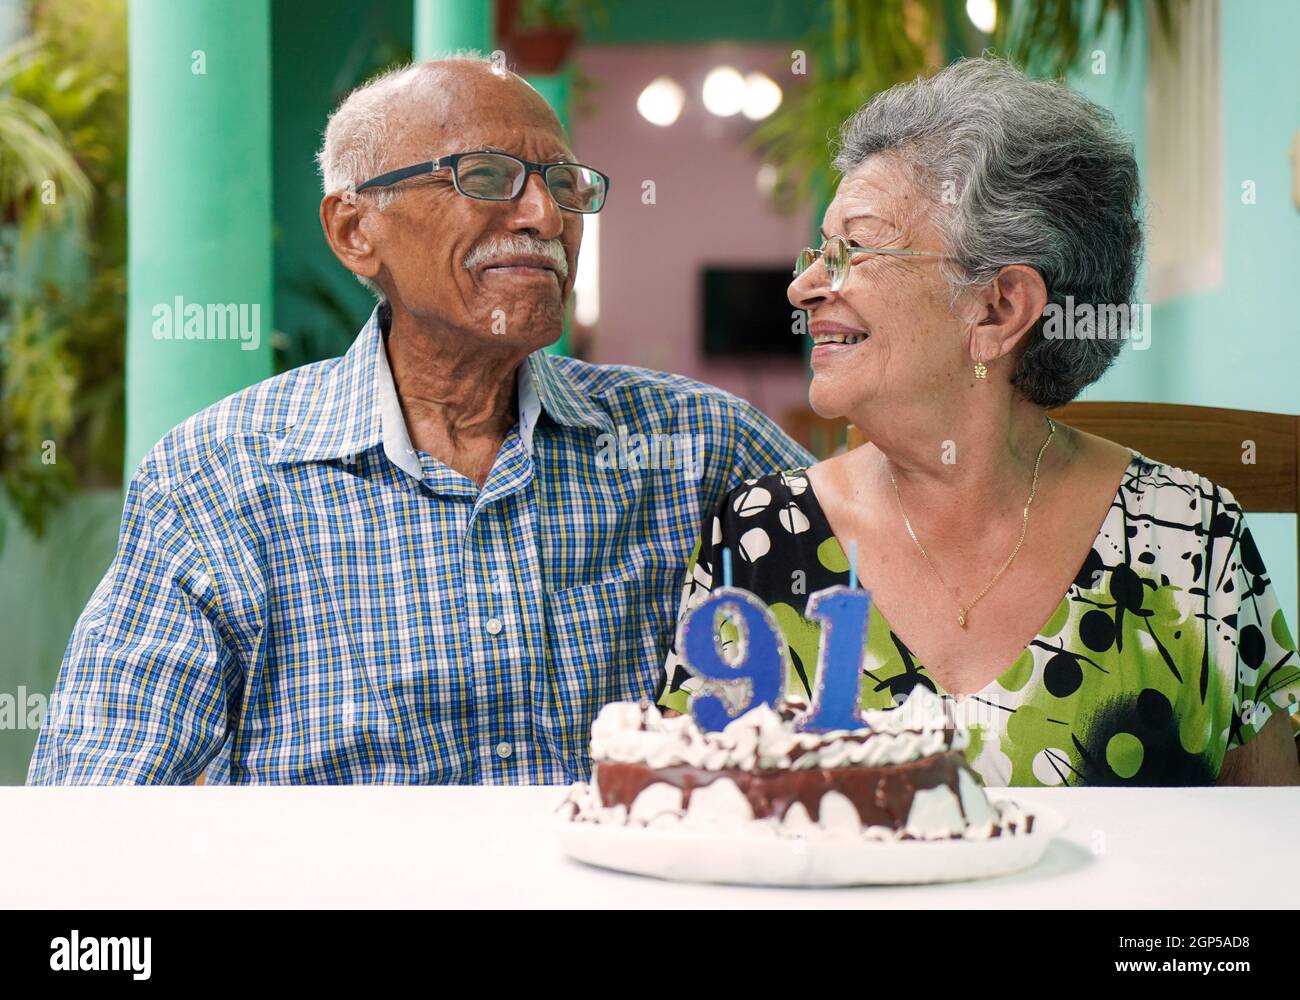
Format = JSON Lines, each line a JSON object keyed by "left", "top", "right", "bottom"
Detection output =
{"left": 973, "top": 359, "right": 988, "bottom": 379}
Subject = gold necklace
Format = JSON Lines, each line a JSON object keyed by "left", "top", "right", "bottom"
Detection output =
{"left": 889, "top": 416, "right": 1055, "bottom": 629}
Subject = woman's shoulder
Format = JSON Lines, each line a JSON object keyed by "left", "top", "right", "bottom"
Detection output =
{"left": 719, "top": 468, "right": 817, "bottom": 518}
{"left": 1105, "top": 449, "right": 1268, "bottom": 603}
{"left": 1064, "top": 426, "right": 1242, "bottom": 516}
{"left": 1120, "top": 449, "right": 1248, "bottom": 528}
{"left": 711, "top": 467, "right": 835, "bottom": 570}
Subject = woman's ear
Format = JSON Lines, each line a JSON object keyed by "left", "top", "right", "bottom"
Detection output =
{"left": 969, "top": 264, "right": 1048, "bottom": 363}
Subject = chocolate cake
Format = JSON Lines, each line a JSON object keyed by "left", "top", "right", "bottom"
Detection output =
{"left": 558, "top": 687, "right": 1033, "bottom": 841}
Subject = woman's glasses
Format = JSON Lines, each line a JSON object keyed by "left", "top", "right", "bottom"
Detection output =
{"left": 794, "top": 235, "right": 945, "bottom": 291}
{"left": 353, "top": 150, "right": 609, "bottom": 214}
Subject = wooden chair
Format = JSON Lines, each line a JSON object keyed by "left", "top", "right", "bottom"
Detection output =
{"left": 1048, "top": 401, "right": 1300, "bottom": 623}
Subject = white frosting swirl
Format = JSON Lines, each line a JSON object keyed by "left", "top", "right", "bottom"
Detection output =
{"left": 589, "top": 685, "right": 968, "bottom": 771}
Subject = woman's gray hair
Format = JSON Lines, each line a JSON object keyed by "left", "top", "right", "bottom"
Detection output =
{"left": 833, "top": 57, "right": 1142, "bottom": 408}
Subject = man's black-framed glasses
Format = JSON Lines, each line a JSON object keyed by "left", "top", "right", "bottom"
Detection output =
{"left": 353, "top": 150, "right": 610, "bottom": 214}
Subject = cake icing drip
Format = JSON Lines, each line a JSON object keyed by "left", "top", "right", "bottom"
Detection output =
{"left": 559, "top": 687, "right": 1037, "bottom": 843}
{"left": 556, "top": 770, "right": 1033, "bottom": 843}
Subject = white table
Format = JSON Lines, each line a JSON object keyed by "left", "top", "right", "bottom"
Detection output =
{"left": 3, "top": 786, "right": 1295, "bottom": 908}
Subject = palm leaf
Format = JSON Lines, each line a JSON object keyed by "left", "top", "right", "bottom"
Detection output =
{"left": 755, "top": 0, "right": 1185, "bottom": 213}
{"left": 0, "top": 37, "right": 93, "bottom": 223}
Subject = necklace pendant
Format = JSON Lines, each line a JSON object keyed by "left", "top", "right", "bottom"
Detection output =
{"left": 957, "top": 608, "right": 967, "bottom": 628}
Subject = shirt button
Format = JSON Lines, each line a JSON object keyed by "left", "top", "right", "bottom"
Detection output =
{"left": 495, "top": 741, "right": 513, "bottom": 759}
{"left": 485, "top": 617, "right": 503, "bottom": 635}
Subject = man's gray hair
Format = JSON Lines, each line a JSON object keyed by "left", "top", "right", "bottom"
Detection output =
{"left": 315, "top": 51, "right": 495, "bottom": 299}
{"left": 832, "top": 57, "right": 1142, "bottom": 408}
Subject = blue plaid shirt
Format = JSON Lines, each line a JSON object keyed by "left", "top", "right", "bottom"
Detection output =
{"left": 27, "top": 306, "right": 810, "bottom": 784}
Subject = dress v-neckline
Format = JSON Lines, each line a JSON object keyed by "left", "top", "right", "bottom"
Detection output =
{"left": 797, "top": 450, "right": 1144, "bottom": 699}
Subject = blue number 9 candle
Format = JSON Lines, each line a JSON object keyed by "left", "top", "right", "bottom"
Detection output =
{"left": 678, "top": 587, "right": 786, "bottom": 733}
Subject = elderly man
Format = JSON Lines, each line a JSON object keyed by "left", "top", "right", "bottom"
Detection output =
{"left": 28, "top": 57, "right": 810, "bottom": 784}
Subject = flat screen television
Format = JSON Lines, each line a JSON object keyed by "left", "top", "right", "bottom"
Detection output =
{"left": 700, "top": 266, "right": 803, "bottom": 358}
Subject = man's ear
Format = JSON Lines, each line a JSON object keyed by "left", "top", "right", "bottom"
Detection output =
{"left": 969, "top": 264, "right": 1047, "bottom": 363}
{"left": 320, "top": 193, "right": 383, "bottom": 286}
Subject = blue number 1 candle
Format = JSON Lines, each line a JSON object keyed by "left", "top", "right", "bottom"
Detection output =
{"left": 799, "top": 585, "right": 871, "bottom": 732}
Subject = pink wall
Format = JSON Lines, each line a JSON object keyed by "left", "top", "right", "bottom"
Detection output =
{"left": 570, "top": 43, "right": 812, "bottom": 425}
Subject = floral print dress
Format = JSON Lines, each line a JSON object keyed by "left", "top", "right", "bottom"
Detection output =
{"left": 657, "top": 455, "right": 1300, "bottom": 786}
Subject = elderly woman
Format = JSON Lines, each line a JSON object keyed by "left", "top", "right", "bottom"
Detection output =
{"left": 658, "top": 58, "right": 1300, "bottom": 786}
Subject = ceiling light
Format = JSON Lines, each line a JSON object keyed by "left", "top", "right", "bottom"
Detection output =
{"left": 966, "top": 0, "right": 996, "bottom": 34}
{"left": 702, "top": 66, "right": 746, "bottom": 117}
{"left": 636, "top": 76, "right": 684, "bottom": 127}
{"left": 742, "top": 72, "right": 783, "bottom": 120}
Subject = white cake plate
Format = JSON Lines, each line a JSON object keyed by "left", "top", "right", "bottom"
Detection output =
{"left": 557, "top": 798, "right": 1067, "bottom": 887}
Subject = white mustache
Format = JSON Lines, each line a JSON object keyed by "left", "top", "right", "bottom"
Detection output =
{"left": 463, "top": 235, "right": 569, "bottom": 281}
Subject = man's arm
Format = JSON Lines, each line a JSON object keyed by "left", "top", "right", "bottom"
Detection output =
{"left": 654, "top": 394, "right": 811, "bottom": 714}
{"left": 27, "top": 473, "right": 236, "bottom": 784}
{"left": 721, "top": 397, "right": 815, "bottom": 494}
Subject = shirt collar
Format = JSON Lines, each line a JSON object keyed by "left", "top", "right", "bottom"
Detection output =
{"left": 522, "top": 344, "right": 614, "bottom": 437}
{"left": 269, "top": 306, "right": 385, "bottom": 468}
{"left": 271, "top": 305, "right": 611, "bottom": 474}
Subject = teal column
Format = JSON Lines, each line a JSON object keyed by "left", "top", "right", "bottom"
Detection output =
{"left": 125, "top": 0, "right": 274, "bottom": 477}
{"left": 414, "top": 0, "right": 494, "bottom": 59}
{"left": 0, "top": 0, "right": 26, "bottom": 49}
{"left": 529, "top": 67, "right": 573, "bottom": 357}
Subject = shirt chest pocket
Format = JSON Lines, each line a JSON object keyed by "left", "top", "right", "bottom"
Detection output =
{"left": 537, "top": 554, "right": 681, "bottom": 778}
